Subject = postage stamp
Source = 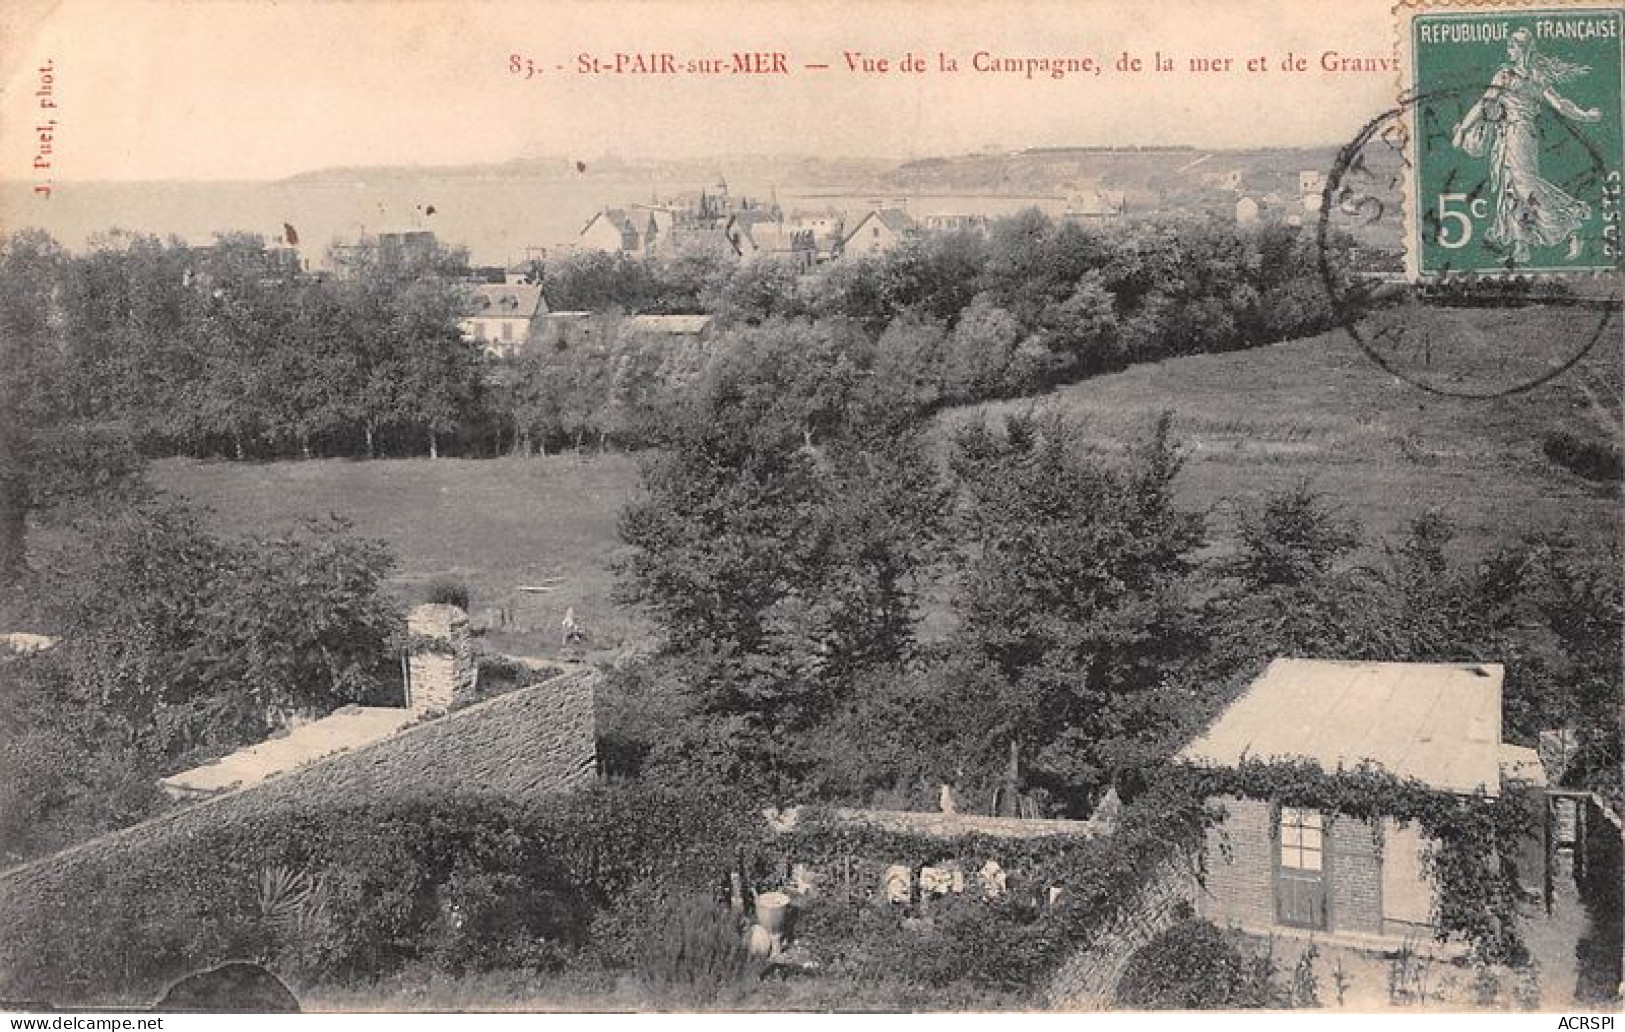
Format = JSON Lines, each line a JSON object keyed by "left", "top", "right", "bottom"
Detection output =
{"left": 1397, "top": 1, "right": 1625, "bottom": 277}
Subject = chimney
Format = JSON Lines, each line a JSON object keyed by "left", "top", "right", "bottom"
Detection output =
{"left": 405, "top": 604, "right": 478, "bottom": 715}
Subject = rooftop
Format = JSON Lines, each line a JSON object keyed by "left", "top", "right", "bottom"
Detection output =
{"left": 467, "top": 283, "right": 545, "bottom": 318}
{"left": 160, "top": 706, "right": 418, "bottom": 798}
{"left": 624, "top": 313, "right": 714, "bottom": 335}
{"left": 1179, "top": 658, "right": 1506, "bottom": 796}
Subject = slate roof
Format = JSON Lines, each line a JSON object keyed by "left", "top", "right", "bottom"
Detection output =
{"left": 467, "top": 284, "right": 546, "bottom": 319}
{"left": 1179, "top": 658, "right": 1507, "bottom": 796}
{"left": 870, "top": 207, "right": 916, "bottom": 234}
{"left": 840, "top": 208, "right": 918, "bottom": 250}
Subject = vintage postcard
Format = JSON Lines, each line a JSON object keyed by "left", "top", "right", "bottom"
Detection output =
{"left": 0, "top": 0, "right": 1620, "bottom": 1020}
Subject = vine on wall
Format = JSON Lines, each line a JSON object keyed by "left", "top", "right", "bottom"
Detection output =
{"left": 1171, "top": 758, "right": 1536, "bottom": 965}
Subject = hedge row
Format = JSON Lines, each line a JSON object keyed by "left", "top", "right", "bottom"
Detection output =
{"left": 0, "top": 786, "right": 759, "bottom": 1007}
{"left": 1, "top": 776, "right": 1207, "bottom": 1007}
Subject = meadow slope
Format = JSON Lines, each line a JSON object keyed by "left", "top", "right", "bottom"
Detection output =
{"left": 155, "top": 306, "right": 1621, "bottom": 656}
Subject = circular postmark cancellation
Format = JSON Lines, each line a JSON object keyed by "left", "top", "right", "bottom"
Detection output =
{"left": 1315, "top": 3, "right": 1623, "bottom": 400}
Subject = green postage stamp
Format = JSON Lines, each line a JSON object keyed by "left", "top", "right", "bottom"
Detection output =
{"left": 1400, "top": 1, "right": 1625, "bottom": 276}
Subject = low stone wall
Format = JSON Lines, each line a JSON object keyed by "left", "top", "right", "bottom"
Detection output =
{"left": 1044, "top": 853, "right": 1200, "bottom": 1010}
{"left": 820, "top": 808, "right": 1104, "bottom": 841}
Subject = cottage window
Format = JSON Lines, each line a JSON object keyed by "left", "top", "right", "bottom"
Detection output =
{"left": 501, "top": 321, "right": 514, "bottom": 342}
{"left": 1279, "top": 807, "right": 1323, "bottom": 871}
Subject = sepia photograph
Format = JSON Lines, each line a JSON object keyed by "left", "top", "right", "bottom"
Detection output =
{"left": 0, "top": 0, "right": 1620, "bottom": 1019}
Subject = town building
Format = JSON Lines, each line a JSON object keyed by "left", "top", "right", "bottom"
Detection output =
{"left": 1061, "top": 189, "right": 1127, "bottom": 223}
{"left": 741, "top": 221, "right": 821, "bottom": 270}
{"left": 1179, "top": 658, "right": 1546, "bottom": 949}
{"left": 459, "top": 283, "right": 547, "bottom": 358}
{"left": 923, "top": 213, "right": 990, "bottom": 236}
{"left": 577, "top": 208, "right": 654, "bottom": 256}
{"left": 620, "top": 314, "right": 717, "bottom": 386}
{"left": 575, "top": 187, "right": 783, "bottom": 261}
{"left": 534, "top": 310, "right": 610, "bottom": 352}
{"left": 621, "top": 313, "right": 715, "bottom": 344}
{"left": 841, "top": 208, "right": 918, "bottom": 258}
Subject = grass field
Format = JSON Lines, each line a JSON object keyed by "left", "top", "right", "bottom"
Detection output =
{"left": 940, "top": 305, "right": 1621, "bottom": 564}
{"left": 155, "top": 306, "right": 1621, "bottom": 658}
{"left": 153, "top": 451, "right": 649, "bottom": 659}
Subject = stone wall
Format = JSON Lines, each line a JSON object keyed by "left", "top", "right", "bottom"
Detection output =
{"left": 406, "top": 603, "right": 477, "bottom": 714}
{"left": 811, "top": 808, "right": 1104, "bottom": 841}
{"left": 1045, "top": 854, "right": 1199, "bottom": 1009}
{"left": 0, "top": 670, "right": 599, "bottom": 901}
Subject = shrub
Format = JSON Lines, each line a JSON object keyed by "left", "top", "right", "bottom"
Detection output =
{"left": 1543, "top": 431, "right": 1623, "bottom": 483}
{"left": 632, "top": 894, "right": 762, "bottom": 1006}
{"left": 424, "top": 576, "right": 471, "bottom": 610}
{"left": 0, "top": 785, "right": 760, "bottom": 1004}
{"left": 1114, "top": 919, "right": 1283, "bottom": 1009}
{"left": 894, "top": 893, "right": 1063, "bottom": 991}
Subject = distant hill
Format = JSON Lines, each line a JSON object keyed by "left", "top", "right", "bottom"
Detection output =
{"left": 280, "top": 153, "right": 897, "bottom": 188}
{"left": 881, "top": 146, "right": 1341, "bottom": 212}
{"left": 280, "top": 146, "right": 1344, "bottom": 200}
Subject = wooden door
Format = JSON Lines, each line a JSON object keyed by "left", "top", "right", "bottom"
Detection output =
{"left": 1276, "top": 806, "right": 1327, "bottom": 930}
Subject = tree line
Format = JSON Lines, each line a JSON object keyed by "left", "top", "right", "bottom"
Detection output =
{"left": 5, "top": 211, "right": 1351, "bottom": 458}
{"left": 1, "top": 214, "right": 1353, "bottom": 583}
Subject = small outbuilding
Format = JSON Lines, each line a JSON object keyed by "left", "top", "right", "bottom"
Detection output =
{"left": 1180, "top": 658, "right": 1544, "bottom": 948}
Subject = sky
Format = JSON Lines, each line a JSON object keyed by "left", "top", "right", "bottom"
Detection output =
{"left": 0, "top": 0, "right": 1401, "bottom": 182}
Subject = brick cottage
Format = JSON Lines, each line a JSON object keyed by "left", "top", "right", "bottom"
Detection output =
{"left": 1179, "top": 658, "right": 1546, "bottom": 949}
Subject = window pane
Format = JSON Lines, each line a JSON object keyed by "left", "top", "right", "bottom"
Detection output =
{"left": 1301, "top": 848, "right": 1323, "bottom": 872}
{"left": 1281, "top": 843, "right": 1297, "bottom": 867}
{"left": 1303, "top": 812, "right": 1323, "bottom": 829}
{"left": 1302, "top": 827, "right": 1322, "bottom": 851}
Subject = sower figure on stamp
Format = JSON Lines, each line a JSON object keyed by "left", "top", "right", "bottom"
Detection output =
{"left": 1452, "top": 28, "right": 1603, "bottom": 263}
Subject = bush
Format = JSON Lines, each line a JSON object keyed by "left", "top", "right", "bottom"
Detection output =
{"left": 424, "top": 576, "right": 471, "bottom": 610}
{"left": 1114, "top": 919, "right": 1283, "bottom": 1009}
{"left": 632, "top": 894, "right": 762, "bottom": 1006}
{"left": 1543, "top": 431, "right": 1623, "bottom": 483}
{"left": 892, "top": 893, "right": 1062, "bottom": 991}
{"left": 0, "top": 785, "right": 760, "bottom": 1004}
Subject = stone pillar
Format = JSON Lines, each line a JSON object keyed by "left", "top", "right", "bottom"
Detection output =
{"left": 406, "top": 604, "right": 477, "bottom": 715}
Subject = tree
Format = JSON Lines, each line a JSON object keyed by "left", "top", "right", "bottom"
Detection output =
{"left": 28, "top": 500, "right": 401, "bottom": 758}
{"left": 616, "top": 320, "right": 947, "bottom": 789}
{"left": 543, "top": 251, "right": 659, "bottom": 313}
{"left": 941, "top": 296, "right": 1022, "bottom": 402}
{"left": 386, "top": 279, "right": 485, "bottom": 458}
{"left": 1227, "top": 480, "right": 1360, "bottom": 589}
{"left": 1527, "top": 542, "right": 1623, "bottom": 802}
{"left": 947, "top": 411, "right": 1206, "bottom": 808}
{"left": 0, "top": 230, "right": 146, "bottom": 586}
